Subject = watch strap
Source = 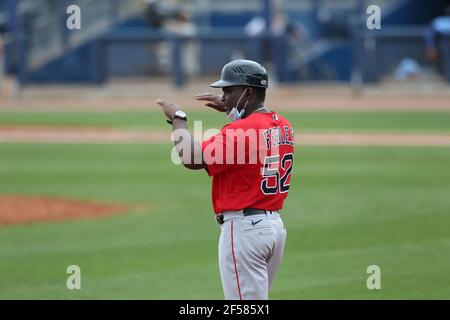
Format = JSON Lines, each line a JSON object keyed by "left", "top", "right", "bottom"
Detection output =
{"left": 167, "top": 112, "right": 187, "bottom": 125}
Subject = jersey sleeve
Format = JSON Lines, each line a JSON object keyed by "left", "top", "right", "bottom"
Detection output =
{"left": 201, "top": 124, "right": 237, "bottom": 177}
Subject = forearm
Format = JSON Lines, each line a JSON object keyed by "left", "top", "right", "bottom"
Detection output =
{"left": 171, "top": 119, "right": 204, "bottom": 170}
{"left": 155, "top": 98, "right": 205, "bottom": 170}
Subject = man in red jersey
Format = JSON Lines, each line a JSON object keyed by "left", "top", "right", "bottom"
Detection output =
{"left": 156, "top": 60, "right": 294, "bottom": 300}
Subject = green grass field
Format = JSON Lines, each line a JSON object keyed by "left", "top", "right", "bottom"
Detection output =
{"left": 1, "top": 110, "right": 450, "bottom": 299}
{"left": 2, "top": 110, "right": 450, "bottom": 133}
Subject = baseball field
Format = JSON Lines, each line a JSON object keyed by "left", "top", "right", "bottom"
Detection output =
{"left": 1, "top": 91, "right": 450, "bottom": 299}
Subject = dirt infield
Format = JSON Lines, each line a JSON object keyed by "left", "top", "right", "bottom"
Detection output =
{"left": 2, "top": 95, "right": 450, "bottom": 112}
{"left": 0, "top": 195, "right": 129, "bottom": 227}
{"left": 2, "top": 81, "right": 450, "bottom": 111}
{"left": 0, "top": 126, "right": 171, "bottom": 144}
{"left": 1, "top": 126, "right": 450, "bottom": 146}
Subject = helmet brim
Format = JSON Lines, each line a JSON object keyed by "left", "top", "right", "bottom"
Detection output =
{"left": 210, "top": 80, "right": 237, "bottom": 88}
{"left": 210, "top": 80, "right": 268, "bottom": 88}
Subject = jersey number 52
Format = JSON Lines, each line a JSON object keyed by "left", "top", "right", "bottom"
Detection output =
{"left": 261, "top": 153, "right": 293, "bottom": 195}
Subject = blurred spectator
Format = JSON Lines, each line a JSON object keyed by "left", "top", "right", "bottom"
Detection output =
{"left": 425, "top": 6, "right": 450, "bottom": 62}
{"left": 245, "top": 16, "right": 266, "bottom": 36}
{"left": 143, "top": 0, "right": 166, "bottom": 28}
{"left": 317, "top": 6, "right": 351, "bottom": 39}
{"left": 244, "top": 4, "right": 318, "bottom": 81}
{"left": 245, "top": 8, "right": 307, "bottom": 42}
{"left": 395, "top": 58, "right": 421, "bottom": 81}
{"left": 142, "top": 0, "right": 196, "bottom": 36}
{"left": 244, "top": 11, "right": 309, "bottom": 48}
{"left": 142, "top": 0, "right": 198, "bottom": 76}
{"left": 244, "top": 10, "right": 311, "bottom": 76}
{"left": 164, "top": 10, "right": 196, "bottom": 37}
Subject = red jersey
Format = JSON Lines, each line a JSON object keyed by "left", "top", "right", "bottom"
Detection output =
{"left": 201, "top": 111, "right": 295, "bottom": 214}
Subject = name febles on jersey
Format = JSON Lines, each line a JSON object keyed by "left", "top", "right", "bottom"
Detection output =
{"left": 201, "top": 112, "right": 295, "bottom": 214}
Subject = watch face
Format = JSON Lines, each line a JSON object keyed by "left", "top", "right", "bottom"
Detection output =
{"left": 175, "top": 111, "right": 187, "bottom": 118}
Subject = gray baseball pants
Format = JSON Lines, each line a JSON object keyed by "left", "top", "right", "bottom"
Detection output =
{"left": 217, "top": 211, "right": 287, "bottom": 300}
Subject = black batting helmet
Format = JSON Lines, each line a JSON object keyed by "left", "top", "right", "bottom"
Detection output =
{"left": 210, "top": 60, "right": 268, "bottom": 88}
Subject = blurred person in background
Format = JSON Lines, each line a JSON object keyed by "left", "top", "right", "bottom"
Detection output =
{"left": 143, "top": 0, "right": 166, "bottom": 28}
{"left": 142, "top": 0, "right": 198, "bottom": 76}
{"left": 244, "top": 0, "right": 311, "bottom": 79}
{"left": 143, "top": 0, "right": 196, "bottom": 35}
{"left": 316, "top": 5, "right": 352, "bottom": 39}
{"left": 425, "top": 6, "right": 450, "bottom": 73}
{"left": 245, "top": 0, "right": 306, "bottom": 42}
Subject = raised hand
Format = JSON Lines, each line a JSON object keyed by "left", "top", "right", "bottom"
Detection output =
{"left": 156, "top": 98, "right": 181, "bottom": 120}
{"left": 195, "top": 93, "right": 226, "bottom": 113}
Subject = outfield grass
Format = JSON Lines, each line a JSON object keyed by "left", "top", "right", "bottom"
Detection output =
{"left": 1, "top": 143, "right": 450, "bottom": 299}
{"left": 1, "top": 111, "right": 450, "bottom": 133}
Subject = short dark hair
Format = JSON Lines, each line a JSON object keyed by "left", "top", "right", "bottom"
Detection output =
{"left": 254, "top": 87, "right": 266, "bottom": 102}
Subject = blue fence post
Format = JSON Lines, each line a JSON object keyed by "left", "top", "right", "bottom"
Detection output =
{"left": 358, "top": 0, "right": 366, "bottom": 16}
{"left": 5, "top": 0, "right": 16, "bottom": 33}
{"left": 172, "top": 36, "right": 185, "bottom": 88}
{"left": 272, "top": 34, "right": 288, "bottom": 82}
{"left": 12, "top": 0, "right": 29, "bottom": 85}
{"left": 357, "top": 0, "right": 378, "bottom": 84}
{"left": 110, "top": 0, "right": 120, "bottom": 24}
{"left": 364, "top": 31, "right": 380, "bottom": 82}
{"left": 350, "top": 12, "right": 364, "bottom": 86}
{"left": 60, "top": 0, "right": 70, "bottom": 50}
{"left": 17, "top": 34, "right": 28, "bottom": 84}
{"left": 249, "top": 35, "right": 263, "bottom": 63}
{"left": 262, "top": 0, "right": 271, "bottom": 32}
{"left": 312, "top": 0, "right": 321, "bottom": 38}
{"left": 4, "top": 0, "right": 17, "bottom": 74}
{"left": 92, "top": 39, "right": 106, "bottom": 84}
{"left": 443, "top": 36, "right": 450, "bottom": 83}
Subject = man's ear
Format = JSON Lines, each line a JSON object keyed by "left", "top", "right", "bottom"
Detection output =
{"left": 247, "top": 87, "right": 256, "bottom": 100}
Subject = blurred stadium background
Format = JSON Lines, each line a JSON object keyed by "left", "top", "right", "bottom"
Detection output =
{"left": 1, "top": 0, "right": 450, "bottom": 89}
{"left": 0, "top": 0, "right": 450, "bottom": 300}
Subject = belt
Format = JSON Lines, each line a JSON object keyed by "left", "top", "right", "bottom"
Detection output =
{"left": 216, "top": 208, "right": 278, "bottom": 225}
{"left": 243, "top": 208, "right": 276, "bottom": 216}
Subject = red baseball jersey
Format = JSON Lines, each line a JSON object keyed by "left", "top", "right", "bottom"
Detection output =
{"left": 201, "top": 111, "right": 295, "bottom": 214}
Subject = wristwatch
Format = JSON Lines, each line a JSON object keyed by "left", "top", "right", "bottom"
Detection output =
{"left": 167, "top": 110, "right": 187, "bottom": 125}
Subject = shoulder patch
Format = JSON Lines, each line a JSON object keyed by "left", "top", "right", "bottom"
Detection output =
{"left": 273, "top": 114, "right": 279, "bottom": 121}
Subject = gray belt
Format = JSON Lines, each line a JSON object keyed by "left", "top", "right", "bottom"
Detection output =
{"left": 216, "top": 208, "right": 278, "bottom": 225}
{"left": 243, "top": 208, "right": 276, "bottom": 216}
